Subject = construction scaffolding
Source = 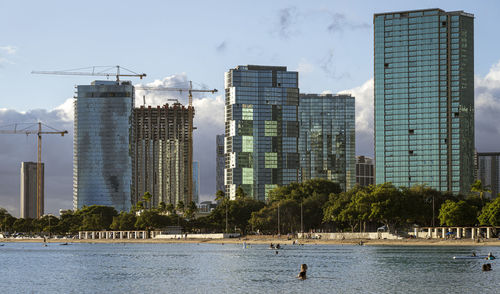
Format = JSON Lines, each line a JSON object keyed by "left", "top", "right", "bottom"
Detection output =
{"left": 132, "top": 103, "right": 194, "bottom": 207}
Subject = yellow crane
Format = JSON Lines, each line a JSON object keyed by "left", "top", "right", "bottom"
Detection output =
{"left": 136, "top": 82, "right": 218, "bottom": 202}
{"left": 0, "top": 122, "right": 68, "bottom": 218}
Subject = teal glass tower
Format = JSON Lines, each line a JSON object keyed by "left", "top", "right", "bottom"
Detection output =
{"left": 299, "top": 94, "right": 356, "bottom": 191}
{"left": 224, "top": 65, "right": 299, "bottom": 201}
{"left": 374, "top": 9, "right": 474, "bottom": 194}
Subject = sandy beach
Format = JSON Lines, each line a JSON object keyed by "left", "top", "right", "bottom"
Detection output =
{"left": 3, "top": 235, "right": 500, "bottom": 246}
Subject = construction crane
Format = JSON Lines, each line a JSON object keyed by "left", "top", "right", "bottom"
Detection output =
{"left": 136, "top": 81, "right": 218, "bottom": 203}
{"left": 32, "top": 65, "right": 146, "bottom": 82}
{"left": 0, "top": 122, "right": 68, "bottom": 218}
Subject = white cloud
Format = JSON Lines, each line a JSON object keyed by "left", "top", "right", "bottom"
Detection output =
{"left": 338, "top": 78, "right": 374, "bottom": 156}
{"left": 475, "top": 60, "right": 500, "bottom": 152}
{"left": 0, "top": 46, "right": 17, "bottom": 55}
{"left": 0, "top": 45, "right": 17, "bottom": 67}
{"left": 295, "top": 58, "right": 314, "bottom": 74}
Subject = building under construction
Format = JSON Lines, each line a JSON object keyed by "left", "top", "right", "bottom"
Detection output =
{"left": 20, "top": 162, "right": 44, "bottom": 219}
{"left": 132, "top": 103, "right": 194, "bottom": 207}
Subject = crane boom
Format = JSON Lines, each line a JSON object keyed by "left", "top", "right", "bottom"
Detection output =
{"left": 0, "top": 122, "right": 68, "bottom": 218}
{"left": 32, "top": 65, "right": 146, "bottom": 81}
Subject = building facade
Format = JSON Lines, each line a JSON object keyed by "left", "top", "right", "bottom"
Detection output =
{"left": 356, "top": 156, "right": 374, "bottom": 187}
{"left": 216, "top": 134, "right": 225, "bottom": 193}
{"left": 20, "top": 162, "right": 44, "bottom": 219}
{"left": 131, "top": 103, "right": 194, "bottom": 207}
{"left": 299, "top": 93, "right": 355, "bottom": 191}
{"left": 477, "top": 152, "right": 500, "bottom": 198}
{"left": 374, "top": 9, "right": 474, "bottom": 194}
{"left": 193, "top": 161, "right": 199, "bottom": 204}
{"left": 73, "top": 80, "right": 134, "bottom": 211}
{"left": 224, "top": 65, "right": 300, "bottom": 200}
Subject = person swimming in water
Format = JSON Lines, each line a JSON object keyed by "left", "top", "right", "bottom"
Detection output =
{"left": 486, "top": 252, "right": 496, "bottom": 260}
{"left": 297, "top": 264, "right": 307, "bottom": 280}
{"left": 482, "top": 263, "right": 492, "bottom": 271}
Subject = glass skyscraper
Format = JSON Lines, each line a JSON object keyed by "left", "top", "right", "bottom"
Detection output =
{"left": 477, "top": 152, "right": 500, "bottom": 199}
{"left": 299, "top": 94, "right": 355, "bottom": 191}
{"left": 216, "top": 134, "right": 225, "bottom": 193}
{"left": 224, "top": 65, "right": 299, "bottom": 201}
{"left": 73, "top": 80, "right": 134, "bottom": 211}
{"left": 374, "top": 9, "right": 474, "bottom": 194}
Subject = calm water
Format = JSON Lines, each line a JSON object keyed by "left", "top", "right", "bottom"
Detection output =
{"left": 0, "top": 242, "right": 499, "bottom": 293}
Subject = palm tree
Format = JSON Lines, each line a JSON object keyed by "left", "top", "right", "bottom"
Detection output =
{"left": 159, "top": 201, "right": 167, "bottom": 214}
{"left": 166, "top": 203, "right": 175, "bottom": 215}
{"left": 471, "top": 180, "right": 492, "bottom": 203}
{"left": 215, "top": 190, "right": 228, "bottom": 232}
{"left": 176, "top": 201, "right": 185, "bottom": 215}
{"left": 142, "top": 192, "right": 153, "bottom": 210}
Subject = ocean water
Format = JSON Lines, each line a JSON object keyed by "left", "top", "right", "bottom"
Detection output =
{"left": 0, "top": 242, "right": 498, "bottom": 293}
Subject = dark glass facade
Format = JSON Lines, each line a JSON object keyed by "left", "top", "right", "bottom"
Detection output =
{"left": 225, "top": 65, "right": 299, "bottom": 201}
{"left": 374, "top": 9, "right": 474, "bottom": 194}
{"left": 299, "top": 94, "right": 355, "bottom": 191}
{"left": 74, "top": 81, "right": 134, "bottom": 211}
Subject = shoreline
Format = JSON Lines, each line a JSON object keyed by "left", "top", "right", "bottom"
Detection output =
{"left": 2, "top": 236, "right": 500, "bottom": 246}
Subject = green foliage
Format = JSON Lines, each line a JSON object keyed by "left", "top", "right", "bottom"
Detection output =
{"left": 478, "top": 197, "right": 500, "bottom": 226}
{"left": 76, "top": 205, "right": 118, "bottom": 231}
{"left": 471, "top": 180, "right": 492, "bottom": 203}
{"left": 142, "top": 192, "right": 153, "bottom": 209}
{"left": 184, "top": 201, "right": 198, "bottom": 219}
{"left": 111, "top": 212, "right": 137, "bottom": 230}
{"left": 438, "top": 200, "right": 478, "bottom": 226}
{"left": 268, "top": 179, "right": 342, "bottom": 202}
{"left": 135, "top": 210, "right": 172, "bottom": 230}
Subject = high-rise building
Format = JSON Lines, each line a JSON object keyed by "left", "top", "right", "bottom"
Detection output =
{"left": 225, "top": 65, "right": 299, "bottom": 200}
{"left": 477, "top": 152, "right": 500, "bottom": 198}
{"left": 356, "top": 156, "right": 374, "bottom": 187}
{"left": 193, "top": 161, "right": 200, "bottom": 204}
{"left": 298, "top": 93, "right": 355, "bottom": 191}
{"left": 131, "top": 103, "right": 194, "bottom": 207}
{"left": 20, "top": 162, "right": 44, "bottom": 219}
{"left": 374, "top": 9, "right": 474, "bottom": 194}
{"left": 73, "top": 80, "right": 134, "bottom": 211}
{"left": 216, "top": 134, "right": 225, "bottom": 193}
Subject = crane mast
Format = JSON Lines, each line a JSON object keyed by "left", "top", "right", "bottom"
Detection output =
{"left": 0, "top": 122, "right": 68, "bottom": 218}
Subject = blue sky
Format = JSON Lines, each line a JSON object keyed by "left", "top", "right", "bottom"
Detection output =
{"left": 1, "top": 0, "right": 499, "bottom": 110}
{"left": 1, "top": 0, "right": 500, "bottom": 215}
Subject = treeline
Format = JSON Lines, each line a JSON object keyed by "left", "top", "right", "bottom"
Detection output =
{"left": 1, "top": 179, "right": 499, "bottom": 235}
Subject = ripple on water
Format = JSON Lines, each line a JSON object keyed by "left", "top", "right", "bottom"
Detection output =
{"left": 0, "top": 243, "right": 499, "bottom": 293}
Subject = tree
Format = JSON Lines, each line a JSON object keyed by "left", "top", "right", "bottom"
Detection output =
{"left": 111, "top": 212, "right": 137, "bottom": 230}
{"left": 235, "top": 186, "right": 247, "bottom": 199}
{"left": 228, "top": 197, "right": 265, "bottom": 234}
{"left": 166, "top": 203, "right": 175, "bottom": 215}
{"left": 215, "top": 190, "right": 228, "bottom": 232}
{"left": 478, "top": 197, "right": 500, "bottom": 226}
{"left": 142, "top": 191, "right": 153, "bottom": 210}
{"left": 184, "top": 201, "right": 198, "bottom": 219}
{"left": 159, "top": 202, "right": 167, "bottom": 214}
{"left": 438, "top": 200, "right": 478, "bottom": 226}
{"left": 471, "top": 180, "right": 492, "bottom": 204}
{"left": 176, "top": 201, "right": 185, "bottom": 215}
{"left": 76, "top": 205, "right": 118, "bottom": 230}
{"left": 368, "top": 183, "right": 403, "bottom": 232}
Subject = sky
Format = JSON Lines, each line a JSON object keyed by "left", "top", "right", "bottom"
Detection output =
{"left": 1, "top": 0, "right": 500, "bottom": 216}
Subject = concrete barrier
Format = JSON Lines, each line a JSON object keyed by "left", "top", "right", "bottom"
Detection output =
{"left": 154, "top": 233, "right": 240, "bottom": 239}
{"left": 297, "top": 232, "right": 402, "bottom": 240}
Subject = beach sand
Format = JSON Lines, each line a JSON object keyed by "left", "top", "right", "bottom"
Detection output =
{"left": 2, "top": 235, "right": 500, "bottom": 246}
